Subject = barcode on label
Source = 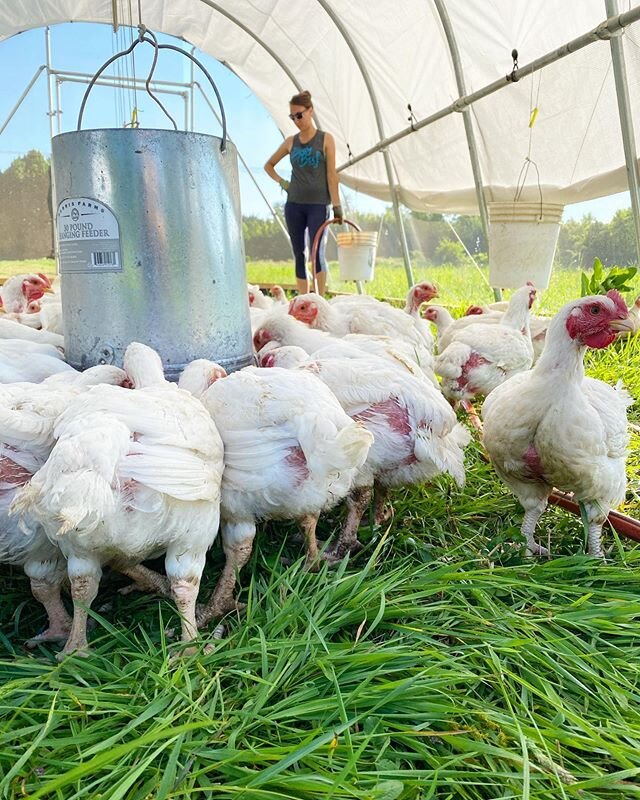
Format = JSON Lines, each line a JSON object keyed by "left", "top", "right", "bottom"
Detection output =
{"left": 91, "top": 251, "right": 118, "bottom": 267}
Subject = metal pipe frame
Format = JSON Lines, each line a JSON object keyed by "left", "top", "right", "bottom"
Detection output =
{"left": 56, "top": 74, "right": 188, "bottom": 98}
{"left": 54, "top": 77, "right": 62, "bottom": 134}
{"left": 49, "top": 68, "right": 192, "bottom": 89}
{"left": 189, "top": 46, "right": 196, "bottom": 131}
{"left": 198, "top": 1, "right": 303, "bottom": 94}
{"left": 432, "top": 0, "right": 502, "bottom": 299}
{"left": 313, "top": 0, "right": 414, "bottom": 287}
{"left": 45, "top": 26, "right": 55, "bottom": 139}
{"left": 196, "top": 0, "right": 401, "bottom": 291}
{"left": 338, "top": 4, "right": 640, "bottom": 171}
{"left": 605, "top": 0, "right": 640, "bottom": 262}
{"left": 0, "top": 65, "right": 47, "bottom": 136}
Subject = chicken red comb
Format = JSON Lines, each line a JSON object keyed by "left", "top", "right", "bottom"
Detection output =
{"left": 606, "top": 289, "right": 628, "bottom": 316}
{"left": 38, "top": 273, "right": 52, "bottom": 287}
{"left": 465, "top": 305, "right": 484, "bottom": 316}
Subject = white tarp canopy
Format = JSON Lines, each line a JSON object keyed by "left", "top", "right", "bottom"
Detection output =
{"left": 1, "top": 0, "right": 640, "bottom": 215}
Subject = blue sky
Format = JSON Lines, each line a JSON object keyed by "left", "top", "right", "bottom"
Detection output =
{"left": 0, "top": 22, "right": 632, "bottom": 222}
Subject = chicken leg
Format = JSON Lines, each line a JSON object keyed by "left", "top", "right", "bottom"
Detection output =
{"left": 197, "top": 521, "right": 255, "bottom": 627}
{"left": 58, "top": 556, "right": 102, "bottom": 659}
{"left": 300, "top": 513, "right": 320, "bottom": 571}
{"left": 373, "top": 484, "right": 393, "bottom": 526}
{"left": 580, "top": 500, "right": 606, "bottom": 560}
{"left": 166, "top": 546, "right": 207, "bottom": 649}
{"left": 323, "top": 485, "right": 373, "bottom": 564}
{"left": 116, "top": 563, "right": 171, "bottom": 597}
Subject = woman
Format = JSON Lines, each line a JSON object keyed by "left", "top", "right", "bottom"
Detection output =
{"left": 265, "top": 90, "right": 343, "bottom": 296}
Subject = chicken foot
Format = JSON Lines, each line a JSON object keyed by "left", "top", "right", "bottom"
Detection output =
{"left": 197, "top": 521, "right": 254, "bottom": 627}
{"left": 26, "top": 577, "right": 72, "bottom": 646}
{"left": 116, "top": 563, "right": 171, "bottom": 597}
{"left": 323, "top": 486, "right": 373, "bottom": 564}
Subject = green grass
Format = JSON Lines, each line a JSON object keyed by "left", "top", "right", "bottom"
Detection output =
{"left": 250, "top": 258, "right": 640, "bottom": 316}
{"left": 1, "top": 259, "right": 640, "bottom": 798}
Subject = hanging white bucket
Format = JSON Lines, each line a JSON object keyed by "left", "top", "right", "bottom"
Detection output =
{"left": 488, "top": 201, "right": 564, "bottom": 289}
{"left": 336, "top": 231, "right": 378, "bottom": 282}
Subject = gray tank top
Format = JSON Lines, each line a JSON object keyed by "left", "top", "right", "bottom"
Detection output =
{"left": 288, "top": 130, "right": 330, "bottom": 204}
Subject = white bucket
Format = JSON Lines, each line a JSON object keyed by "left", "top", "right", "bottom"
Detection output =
{"left": 336, "top": 231, "right": 378, "bottom": 281}
{"left": 488, "top": 201, "right": 564, "bottom": 289}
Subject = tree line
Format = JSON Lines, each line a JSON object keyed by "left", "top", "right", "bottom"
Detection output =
{"left": 1, "top": 151, "right": 637, "bottom": 268}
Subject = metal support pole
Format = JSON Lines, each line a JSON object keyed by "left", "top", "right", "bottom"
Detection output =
{"left": 57, "top": 74, "right": 188, "bottom": 98}
{"left": 49, "top": 68, "right": 192, "bottom": 89}
{"left": 605, "top": 0, "right": 640, "bottom": 262}
{"left": 55, "top": 78, "right": 62, "bottom": 134}
{"left": 190, "top": 46, "right": 196, "bottom": 132}
{"left": 432, "top": 0, "right": 501, "bottom": 299}
{"left": 314, "top": 0, "right": 414, "bottom": 288}
{"left": 0, "top": 65, "right": 47, "bottom": 137}
{"left": 44, "top": 27, "right": 55, "bottom": 140}
{"left": 182, "top": 91, "right": 189, "bottom": 132}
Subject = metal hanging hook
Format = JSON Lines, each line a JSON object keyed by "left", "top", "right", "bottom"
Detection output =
{"left": 76, "top": 26, "right": 228, "bottom": 152}
{"left": 506, "top": 48, "right": 520, "bottom": 83}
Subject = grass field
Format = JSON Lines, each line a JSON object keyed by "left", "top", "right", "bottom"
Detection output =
{"left": 1, "top": 259, "right": 640, "bottom": 798}
{"left": 6, "top": 256, "right": 640, "bottom": 316}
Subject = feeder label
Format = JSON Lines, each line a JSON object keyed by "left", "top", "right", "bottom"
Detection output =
{"left": 56, "top": 198, "right": 122, "bottom": 273}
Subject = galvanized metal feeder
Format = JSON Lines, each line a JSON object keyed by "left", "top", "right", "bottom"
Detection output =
{"left": 51, "top": 27, "right": 253, "bottom": 379}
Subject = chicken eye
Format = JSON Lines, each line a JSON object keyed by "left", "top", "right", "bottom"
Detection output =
{"left": 590, "top": 304, "right": 601, "bottom": 315}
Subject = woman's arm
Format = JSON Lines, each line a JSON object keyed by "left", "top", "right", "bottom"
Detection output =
{"left": 324, "top": 133, "right": 341, "bottom": 207}
{"left": 264, "top": 138, "right": 293, "bottom": 188}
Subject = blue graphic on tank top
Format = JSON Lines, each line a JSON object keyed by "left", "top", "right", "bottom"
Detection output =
{"left": 291, "top": 145, "right": 322, "bottom": 168}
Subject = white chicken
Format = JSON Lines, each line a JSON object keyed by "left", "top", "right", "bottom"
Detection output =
{"left": 402, "top": 281, "right": 440, "bottom": 348}
{"left": 0, "top": 340, "right": 74, "bottom": 384}
{"left": 289, "top": 291, "right": 435, "bottom": 359}
{"left": 459, "top": 302, "right": 550, "bottom": 361}
{"left": 0, "top": 273, "right": 53, "bottom": 314}
{"left": 0, "top": 317, "right": 64, "bottom": 348}
{"left": 271, "top": 285, "right": 288, "bottom": 305}
{"left": 434, "top": 284, "right": 536, "bottom": 413}
{"left": 178, "top": 361, "right": 373, "bottom": 623}
{"left": 623, "top": 296, "right": 640, "bottom": 336}
{"left": 254, "top": 311, "right": 434, "bottom": 383}
{"left": 11, "top": 343, "right": 224, "bottom": 657}
{"left": 1, "top": 364, "right": 127, "bottom": 643}
{"left": 261, "top": 345, "right": 470, "bottom": 560}
{"left": 482, "top": 291, "right": 634, "bottom": 558}
{"left": 248, "top": 283, "right": 274, "bottom": 310}
{"left": 328, "top": 280, "right": 437, "bottom": 336}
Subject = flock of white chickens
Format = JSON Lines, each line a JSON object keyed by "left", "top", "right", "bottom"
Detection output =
{"left": 0, "top": 271, "right": 636, "bottom": 658}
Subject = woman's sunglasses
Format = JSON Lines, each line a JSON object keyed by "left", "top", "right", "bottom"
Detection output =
{"left": 288, "top": 111, "right": 307, "bottom": 121}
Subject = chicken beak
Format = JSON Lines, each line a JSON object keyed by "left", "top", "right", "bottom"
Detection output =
{"left": 42, "top": 286, "right": 55, "bottom": 294}
{"left": 610, "top": 317, "right": 635, "bottom": 333}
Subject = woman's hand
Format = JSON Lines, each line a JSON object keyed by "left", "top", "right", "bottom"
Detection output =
{"left": 332, "top": 204, "right": 344, "bottom": 224}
